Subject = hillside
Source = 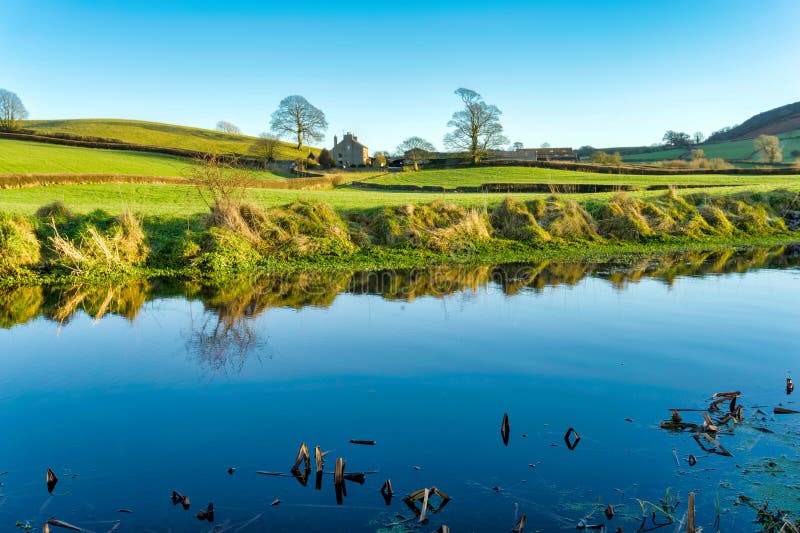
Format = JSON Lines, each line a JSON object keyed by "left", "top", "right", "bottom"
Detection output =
{"left": 22, "top": 118, "right": 319, "bottom": 160}
{"left": 622, "top": 128, "right": 800, "bottom": 163}
{"left": 0, "top": 138, "right": 288, "bottom": 179}
{"left": 707, "top": 101, "right": 800, "bottom": 142}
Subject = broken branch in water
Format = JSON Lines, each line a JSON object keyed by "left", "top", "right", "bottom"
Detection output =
{"left": 774, "top": 407, "right": 800, "bottom": 415}
{"left": 46, "top": 518, "right": 82, "bottom": 531}
{"left": 349, "top": 439, "right": 376, "bottom": 445}
{"left": 293, "top": 442, "right": 310, "bottom": 471}
{"left": 512, "top": 513, "right": 527, "bottom": 533}
{"left": 381, "top": 479, "right": 393, "bottom": 505}
{"left": 196, "top": 502, "right": 214, "bottom": 522}
{"left": 171, "top": 490, "right": 190, "bottom": 510}
{"left": 501, "top": 412, "right": 510, "bottom": 446}
{"left": 46, "top": 468, "right": 58, "bottom": 494}
{"left": 687, "top": 491, "right": 695, "bottom": 533}
{"left": 334, "top": 457, "right": 345, "bottom": 486}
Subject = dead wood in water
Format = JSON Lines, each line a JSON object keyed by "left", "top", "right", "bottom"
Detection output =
{"left": 687, "top": 492, "right": 696, "bottom": 533}
{"left": 419, "top": 488, "right": 430, "bottom": 523}
{"left": 315, "top": 445, "right": 325, "bottom": 473}
{"left": 271, "top": 499, "right": 281, "bottom": 506}
{"left": 512, "top": 513, "right": 527, "bottom": 533}
{"left": 171, "top": 490, "right": 190, "bottom": 510}
{"left": 605, "top": 504, "right": 614, "bottom": 520}
{"left": 435, "top": 526, "right": 451, "bottom": 533}
{"left": 501, "top": 412, "right": 510, "bottom": 446}
{"left": 349, "top": 439, "right": 376, "bottom": 445}
{"left": 293, "top": 442, "right": 310, "bottom": 471}
{"left": 46, "top": 468, "right": 58, "bottom": 493}
{"left": 46, "top": 518, "right": 82, "bottom": 531}
{"left": 564, "top": 427, "right": 581, "bottom": 450}
{"left": 196, "top": 502, "right": 214, "bottom": 522}
{"left": 787, "top": 378, "right": 794, "bottom": 395}
{"left": 381, "top": 479, "right": 394, "bottom": 505}
{"left": 774, "top": 407, "right": 800, "bottom": 414}
{"left": 334, "top": 457, "right": 345, "bottom": 486}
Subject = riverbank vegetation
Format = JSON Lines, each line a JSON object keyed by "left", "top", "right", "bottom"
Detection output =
{"left": 1, "top": 182, "right": 798, "bottom": 285}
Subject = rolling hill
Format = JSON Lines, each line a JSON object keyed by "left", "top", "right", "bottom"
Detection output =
{"left": 0, "top": 138, "right": 288, "bottom": 179}
{"left": 606, "top": 101, "right": 800, "bottom": 164}
{"left": 21, "top": 118, "right": 319, "bottom": 160}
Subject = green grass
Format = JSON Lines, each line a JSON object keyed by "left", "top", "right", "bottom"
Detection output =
{"left": 622, "top": 129, "right": 800, "bottom": 163}
{"left": 22, "top": 118, "right": 319, "bottom": 160}
{"left": 0, "top": 139, "right": 289, "bottom": 179}
{"left": 365, "top": 166, "right": 800, "bottom": 188}
{"left": 1, "top": 181, "right": 799, "bottom": 218}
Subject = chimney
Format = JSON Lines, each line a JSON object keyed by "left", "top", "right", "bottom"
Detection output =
{"left": 334, "top": 134, "right": 338, "bottom": 147}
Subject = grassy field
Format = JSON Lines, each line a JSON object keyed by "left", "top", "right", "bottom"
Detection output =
{"left": 0, "top": 139, "right": 290, "bottom": 179}
{"left": 622, "top": 129, "right": 800, "bottom": 163}
{"left": 1, "top": 181, "right": 799, "bottom": 218}
{"left": 366, "top": 166, "right": 800, "bottom": 188}
{"left": 23, "top": 118, "right": 319, "bottom": 160}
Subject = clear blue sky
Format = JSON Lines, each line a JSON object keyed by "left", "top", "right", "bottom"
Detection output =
{"left": 2, "top": 0, "right": 798, "bottom": 152}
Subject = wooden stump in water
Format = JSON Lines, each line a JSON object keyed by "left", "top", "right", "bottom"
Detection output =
{"left": 46, "top": 468, "right": 58, "bottom": 494}
{"left": 501, "top": 412, "right": 510, "bottom": 446}
{"left": 687, "top": 491, "right": 695, "bottom": 533}
{"left": 512, "top": 513, "right": 527, "bottom": 533}
{"left": 334, "top": 457, "right": 345, "bottom": 486}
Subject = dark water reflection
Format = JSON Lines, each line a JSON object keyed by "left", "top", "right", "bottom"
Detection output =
{"left": 1, "top": 245, "right": 800, "bottom": 531}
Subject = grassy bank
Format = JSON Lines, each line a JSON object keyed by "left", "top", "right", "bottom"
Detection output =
{"left": 1, "top": 186, "right": 798, "bottom": 287}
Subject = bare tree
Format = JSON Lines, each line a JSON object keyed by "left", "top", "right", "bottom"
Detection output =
{"left": 754, "top": 134, "right": 782, "bottom": 163}
{"left": 443, "top": 88, "right": 508, "bottom": 164}
{"left": 249, "top": 132, "right": 281, "bottom": 169}
{"left": 693, "top": 131, "right": 705, "bottom": 145}
{"left": 216, "top": 120, "right": 242, "bottom": 134}
{"left": 397, "top": 137, "right": 435, "bottom": 171}
{"left": 269, "top": 95, "right": 328, "bottom": 150}
{"left": 0, "top": 89, "right": 28, "bottom": 131}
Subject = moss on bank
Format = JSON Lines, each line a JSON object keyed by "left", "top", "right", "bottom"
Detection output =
{"left": 0, "top": 188, "right": 798, "bottom": 286}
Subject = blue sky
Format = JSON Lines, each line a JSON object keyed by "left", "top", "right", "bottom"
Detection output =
{"left": 2, "top": 0, "right": 798, "bottom": 152}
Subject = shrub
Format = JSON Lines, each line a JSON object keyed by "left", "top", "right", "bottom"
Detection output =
{"left": 35, "top": 201, "right": 72, "bottom": 220}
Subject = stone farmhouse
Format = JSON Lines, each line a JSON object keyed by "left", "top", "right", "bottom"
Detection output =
{"left": 332, "top": 133, "right": 369, "bottom": 167}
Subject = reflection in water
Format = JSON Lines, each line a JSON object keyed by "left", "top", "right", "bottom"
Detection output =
{"left": 2, "top": 245, "right": 798, "bottom": 332}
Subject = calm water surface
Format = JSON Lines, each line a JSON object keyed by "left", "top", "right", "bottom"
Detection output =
{"left": 1, "top": 247, "right": 800, "bottom": 532}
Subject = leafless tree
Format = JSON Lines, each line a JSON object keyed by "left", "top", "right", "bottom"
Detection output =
{"left": 443, "top": 88, "right": 508, "bottom": 164}
{"left": 269, "top": 95, "right": 328, "bottom": 150}
{"left": 397, "top": 137, "right": 435, "bottom": 171}
{"left": 754, "top": 134, "right": 782, "bottom": 163}
{"left": 216, "top": 120, "right": 242, "bottom": 134}
{"left": 0, "top": 89, "right": 28, "bottom": 131}
{"left": 250, "top": 132, "right": 281, "bottom": 169}
{"left": 693, "top": 131, "right": 705, "bottom": 145}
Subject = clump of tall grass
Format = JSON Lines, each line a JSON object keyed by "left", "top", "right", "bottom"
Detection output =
{"left": 48, "top": 208, "right": 149, "bottom": 272}
{"left": 370, "top": 201, "right": 491, "bottom": 252}
{"left": 35, "top": 201, "right": 72, "bottom": 220}
{"left": 0, "top": 214, "right": 41, "bottom": 274}
{"left": 491, "top": 197, "right": 550, "bottom": 241}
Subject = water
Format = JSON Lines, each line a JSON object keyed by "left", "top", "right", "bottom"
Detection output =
{"left": 1, "top": 247, "right": 800, "bottom": 532}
